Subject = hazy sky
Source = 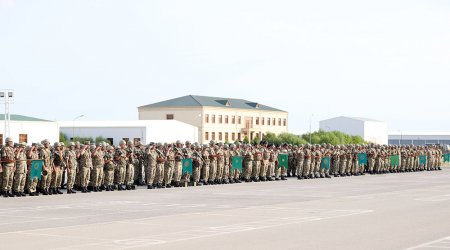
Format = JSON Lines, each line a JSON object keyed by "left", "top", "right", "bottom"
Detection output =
{"left": 1, "top": 0, "right": 449, "bottom": 133}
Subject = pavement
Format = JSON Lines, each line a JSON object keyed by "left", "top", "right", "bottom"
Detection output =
{"left": 1, "top": 169, "right": 450, "bottom": 250}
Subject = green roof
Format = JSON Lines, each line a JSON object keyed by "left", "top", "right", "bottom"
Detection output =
{"left": 139, "top": 95, "right": 286, "bottom": 112}
{"left": 0, "top": 114, "right": 51, "bottom": 122}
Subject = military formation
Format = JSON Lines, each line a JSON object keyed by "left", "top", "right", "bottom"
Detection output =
{"left": 0, "top": 136, "right": 445, "bottom": 198}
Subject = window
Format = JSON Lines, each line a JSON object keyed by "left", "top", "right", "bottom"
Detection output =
{"left": 0, "top": 134, "right": 3, "bottom": 145}
{"left": 107, "top": 138, "right": 113, "bottom": 145}
{"left": 212, "top": 132, "right": 216, "bottom": 141}
{"left": 238, "top": 133, "right": 241, "bottom": 140}
{"left": 205, "top": 114, "right": 209, "bottom": 123}
{"left": 166, "top": 114, "right": 174, "bottom": 120}
{"left": 19, "top": 134, "right": 28, "bottom": 143}
{"left": 256, "top": 117, "right": 259, "bottom": 125}
{"left": 205, "top": 132, "right": 209, "bottom": 141}
{"left": 278, "top": 118, "right": 281, "bottom": 126}
{"left": 232, "top": 116, "right": 235, "bottom": 124}
{"left": 238, "top": 116, "right": 241, "bottom": 124}
{"left": 134, "top": 138, "right": 140, "bottom": 145}
{"left": 272, "top": 118, "right": 276, "bottom": 126}
{"left": 283, "top": 119, "right": 287, "bottom": 126}
{"left": 225, "top": 132, "right": 229, "bottom": 141}
{"left": 212, "top": 115, "right": 216, "bottom": 124}
{"left": 219, "top": 132, "right": 223, "bottom": 141}
{"left": 231, "top": 133, "right": 235, "bottom": 141}
{"left": 218, "top": 115, "right": 222, "bottom": 124}
{"left": 123, "top": 138, "right": 129, "bottom": 142}
{"left": 267, "top": 118, "right": 271, "bottom": 126}
{"left": 262, "top": 118, "right": 265, "bottom": 126}
{"left": 225, "top": 115, "right": 228, "bottom": 124}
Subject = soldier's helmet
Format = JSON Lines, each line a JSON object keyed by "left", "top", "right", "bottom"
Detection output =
{"left": 236, "top": 142, "right": 241, "bottom": 146}
{"left": 185, "top": 141, "right": 191, "bottom": 145}
{"left": 119, "top": 140, "right": 126, "bottom": 146}
{"left": 42, "top": 139, "right": 50, "bottom": 145}
{"left": 209, "top": 140, "right": 215, "bottom": 145}
{"left": 90, "top": 145, "right": 96, "bottom": 151}
{"left": 20, "top": 142, "right": 27, "bottom": 147}
{"left": 5, "top": 137, "right": 13, "bottom": 143}
{"left": 54, "top": 142, "right": 61, "bottom": 148}
{"left": 69, "top": 142, "right": 75, "bottom": 147}
{"left": 127, "top": 141, "right": 134, "bottom": 146}
{"left": 176, "top": 140, "right": 182, "bottom": 145}
{"left": 60, "top": 142, "right": 65, "bottom": 147}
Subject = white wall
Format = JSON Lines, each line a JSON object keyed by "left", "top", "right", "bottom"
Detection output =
{"left": 364, "top": 121, "right": 388, "bottom": 144}
{"left": 59, "top": 120, "right": 198, "bottom": 145}
{"left": 60, "top": 126, "right": 146, "bottom": 145}
{"left": 145, "top": 120, "right": 198, "bottom": 144}
{"left": 0, "top": 121, "right": 59, "bottom": 144}
{"left": 320, "top": 117, "right": 364, "bottom": 137}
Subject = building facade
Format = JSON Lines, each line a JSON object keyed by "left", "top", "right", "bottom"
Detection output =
{"left": 138, "top": 95, "right": 288, "bottom": 144}
{"left": 59, "top": 120, "right": 198, "bottom": 146}
{"left": 0, "top": 114, "right": 59, "bottom": 145}
{"left": 388, "top": 132, "right": 450, "bottom": 146}
{"left": 319, "top": 116, "right": 388, "bottom": 145}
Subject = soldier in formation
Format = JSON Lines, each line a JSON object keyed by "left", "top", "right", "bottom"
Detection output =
{"left": 0, "top": 138, "right": 446, "bottom": 198}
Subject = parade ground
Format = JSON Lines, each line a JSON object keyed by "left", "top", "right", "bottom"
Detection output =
{"left": 1, "top": 169, "right": 450, "bottom": 250}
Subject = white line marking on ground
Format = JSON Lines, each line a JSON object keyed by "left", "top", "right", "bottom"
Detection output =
{"left": 405, "top": 236, "right": 450, "bottom": 250}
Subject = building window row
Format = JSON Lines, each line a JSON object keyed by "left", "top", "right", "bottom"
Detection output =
{"left": 204, "top": 114, "right": 287, "bottom": 127}
{"left": 204, "top": 131, "right": 241, "bottom": 142}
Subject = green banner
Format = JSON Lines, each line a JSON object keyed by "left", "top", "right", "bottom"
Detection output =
{"left": 444, "top": 154, "right": 450, "bottom": 163}
{"left": 30, "top": 160, "right": 43, "bottom": 180}
{"left": 390, "top": 155, "right": 399, "bottom": 166}
{"left": 278, "top": 154, "right": 288, "bottom": 169}
{"left": 357, "top": 153, "right": 367, "bottom": 165}
{"left": 320, "top": 157, "right": 331, "bottom": 169}
{"left": 419, "top": 155, "right": 427, "bottom": 165}
{"left": 182, "top": 158, "right": 193, "bottom": 175}
{"left": 231, "top": 156, "right": 243, "bottom": 171}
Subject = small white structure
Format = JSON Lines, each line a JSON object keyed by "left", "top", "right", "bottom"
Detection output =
{"left": 58, "top": 120, "right": 199, "bottom": 145}
{"left": 388, "top": 132, "right": 450, "bottom": 145}
{"left": 320, "top": 116, "right": 388, "bottom": 144}
{"left": 0, "top": 114, "right": 59, "bottom": 145}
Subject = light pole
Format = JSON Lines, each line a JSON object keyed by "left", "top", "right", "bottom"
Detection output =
{"left": 72, "top": 115, "right": 84, "bottom": 141}
{"left": 0, "top": 90, "right": 14, "bottom": 138}
{"left": 309, "top": 114, "right": 314, "bottom": 144}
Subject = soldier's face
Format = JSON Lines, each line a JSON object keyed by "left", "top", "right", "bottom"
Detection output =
{"left": 7, "top": 141, "right": 13, "bottom": 147}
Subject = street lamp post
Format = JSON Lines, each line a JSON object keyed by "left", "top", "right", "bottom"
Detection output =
{"left": 309, "top": 114, "right": 314, "bottom": 144}
{"left": 0, "top": 90, "right": 14, "bottom": 139}
{"left": 72, "top": 115, "right": 84, "bottom": 141}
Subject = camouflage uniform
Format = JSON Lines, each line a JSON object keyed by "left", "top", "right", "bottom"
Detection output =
{"left": 65, "top": 145, "right": 78, "bottom": 193}
{"left": 13, "top": 144, "right": 27, "bottom": 196}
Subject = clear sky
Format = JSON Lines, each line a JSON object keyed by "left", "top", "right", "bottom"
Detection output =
{"left": 1, "top": 0, "right": 449, "bottom": 133}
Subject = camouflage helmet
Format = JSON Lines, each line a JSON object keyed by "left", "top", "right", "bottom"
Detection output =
{"left": 5, "top": 137, "right": 13, "bottom": 143}
{"left": 176, "top": 140, "right": 182, "bottom": 144}
{"left": 42, "top": 139, "right": 50, "bottom": 145}
{"left": 69, "top": 142, "right": 75, "bottom": 147}
{"left": 60, "top": 142, "right": 65, "bottom": 147}
{"left": 54, "top": 142, "right": 61, "bottom": 148}
{"left": 90, "top": 145, "right": 96, "bottom": 150}
{"left": 119, "top": 140, "right": 126, "bottom": 146}
{"left": 20, "top": 142, "right": 27, "bottom": 147}
{"left": 127, "top": 140, "right": 134, "bottom": 146}
{"left": 185, "top": 140, "right": 191, "bottom": 145}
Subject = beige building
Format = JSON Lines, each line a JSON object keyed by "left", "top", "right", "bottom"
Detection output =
{"left": 138, "top": 95, "right": 288, "bottom": 144}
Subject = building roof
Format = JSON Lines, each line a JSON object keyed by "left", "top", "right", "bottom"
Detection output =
{"left": 58, "top": 120, "right": 196, "bottom": 128}
{"left": 321, "top": 116, "right": 383, "bottom": 123}
{"left": 0, "top": 114, "right": 51, "bottom": 122}
{"left": 138, "top": 95, "right": 286, "bottom": 112}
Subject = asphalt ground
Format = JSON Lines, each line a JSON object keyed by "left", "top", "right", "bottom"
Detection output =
{"left": 1, "top": 168, "right": 450, "bottom": 250}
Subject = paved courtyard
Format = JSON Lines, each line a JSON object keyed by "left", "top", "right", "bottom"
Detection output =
{"left": 1, "top": 169, "right": 450, "bottom": 250}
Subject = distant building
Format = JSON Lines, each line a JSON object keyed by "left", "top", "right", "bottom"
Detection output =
{"left": 138, "top": 95, "right": 289, "bottom": 143}
{"left": 58, "top": 120, "right": 198, "bottom": 146}
{"left": 388, "top": 132, "right": 450, "bottom": 145}
{"left": 319, "top": 116, "right": 388, "bottom": 144}
{"left": 0, "top": 114, "right": 59, "bottom": 145}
